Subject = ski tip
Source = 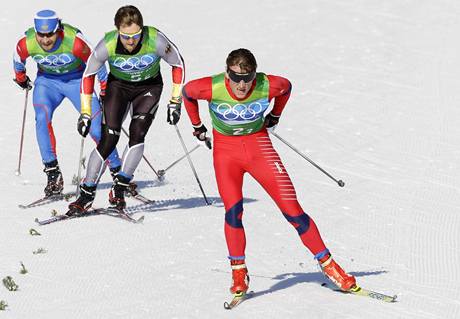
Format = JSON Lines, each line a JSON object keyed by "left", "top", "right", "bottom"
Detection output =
{"left": 136, "top": 216, "right": 145, "bottom": 223}
{"left": 18, "top": 204, "right": 27, "bottom": 209}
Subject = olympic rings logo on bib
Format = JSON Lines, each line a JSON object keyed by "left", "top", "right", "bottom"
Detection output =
{"left": 33, "top": 53, "right": 73, "bottom": 67}
{"left": 112, "top": 54, "right": 157, "bottom": 71}
{"left": 215, "top": 102, "right": 265, "bottom": 121}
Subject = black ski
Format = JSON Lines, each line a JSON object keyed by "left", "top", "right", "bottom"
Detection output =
{"left": 101, "top": 207, "right": 145, "bottom": 224}
{"left": 126, "top": 183, "right": 155, "bottom": 204}
{"left": 35, "top": 207, "right": 144, "bottom": 225}
{"left": 19, "top": 192, "right": 76, "bottom": 209}
{"left": 34, "top": 209, "right": 101, "bottom": 225}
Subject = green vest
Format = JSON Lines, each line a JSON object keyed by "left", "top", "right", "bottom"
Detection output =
{"left": 209, "top": 72, "right": 270, "bottom": 135}
{"left": 25, "top": 24, "right": 83, "bottom": 75}
{"left": 104, "top": 26, "right": 160, "bottom": 82}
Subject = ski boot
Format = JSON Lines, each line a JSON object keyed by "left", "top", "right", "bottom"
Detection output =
{"left": 43, "top": 160, "right": 64, "bottom": 197}
{"left": 110, "top": 166, "right": 138, "bottom": 196}
{"left": 319, "top": 254, "right": 356, "bottom": 291}
{"left": 108, "top": 173, "right": 131, "bottom": 209}
{"left": 66, "top": 184, "right": 96, "bottom": 216}
{"left": 230, "top": 260, "right": 250, "bottom": 296}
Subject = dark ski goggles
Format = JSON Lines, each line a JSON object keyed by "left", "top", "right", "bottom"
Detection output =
{"left": 119, "top": 29, "right": 142, "bottom": 40}
{"left": 227, "top": 69, "right": 256, "bottom": 83}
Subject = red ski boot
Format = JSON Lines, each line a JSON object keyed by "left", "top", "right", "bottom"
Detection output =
{"left": 319, "top": 255, "right": 356, "bottom": 291}
{"left": 230, "top": 260, "right": 249, "bottom": 296}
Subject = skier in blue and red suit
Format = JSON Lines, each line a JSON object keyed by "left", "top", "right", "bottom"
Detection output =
{"left": 13, "top": 9, "right": 121, "bottom": 196}
{"left": 181, "top": 48, "right": 356, "bottom": 298}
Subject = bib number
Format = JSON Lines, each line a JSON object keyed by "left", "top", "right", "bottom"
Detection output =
{"left": 232, "top": 128, "right": 253, "bottom": 135}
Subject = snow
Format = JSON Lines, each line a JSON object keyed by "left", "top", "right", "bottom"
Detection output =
{"left": 1, "top": 0, "right": 460, "bottom": 318}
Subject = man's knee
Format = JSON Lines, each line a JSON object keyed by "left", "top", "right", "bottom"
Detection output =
{"left": 129, "top": 113, "right": 153, "bottom": 145}
{"left": 97, "top": 124, "right": 121, "bottom": 159}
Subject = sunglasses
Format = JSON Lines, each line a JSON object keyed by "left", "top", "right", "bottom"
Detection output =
{"left": 119, "top": 29, "right": 143, "bottom": 40}
{"left": 37, "top": 31, "right": 56, "bottom": 38}
{"left": 227, "top": 69, "right": 256, "bottom": 83}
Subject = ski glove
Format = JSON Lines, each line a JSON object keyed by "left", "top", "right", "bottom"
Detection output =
{"left": 264, "top": 112, "right": 280, "bottom": 131}
{"left": 167, "top": 101, "right": 181, "bottom": 125}
{"left": 14, "top": 76, "right": 32, "bottom": 90}
{"left": 77, "top": 114, "right": 92, "bottom": 137}
{"left": 193, "top": 124, "right": 212, "bottom": 149}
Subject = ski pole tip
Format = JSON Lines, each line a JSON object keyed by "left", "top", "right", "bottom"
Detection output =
{"left": 338, "top": 180, "right": 345, "bottom": 187}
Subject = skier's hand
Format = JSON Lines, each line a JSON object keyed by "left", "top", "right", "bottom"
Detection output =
{"left": 14, "top": 76, "right": 32, "bottom": 91}
{"left": 193, "top": 124, "right": 212, "bottom": 149}
{"left": 264, "top": 112, "right": 280, "bottom": 132}
{"left": 77, "top": 113, "right": 92, "bottom": 137}
{"left": 167, "top": 99, "right": 181, "bottom": 125}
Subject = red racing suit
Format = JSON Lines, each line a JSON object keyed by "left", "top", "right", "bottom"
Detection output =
{"left": 182, "top": 73, "right": 328, "bottom": 260}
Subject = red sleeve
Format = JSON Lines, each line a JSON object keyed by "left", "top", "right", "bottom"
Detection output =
{"left": 72, "top": 35, "right": 92, "bottom": 63}
{"left": 182, "top": 77, "right": 212, "bottom": 127}
{"left": 81, "top": 74, "right": 96, "bottom": 95}
{"left": 14, "top": 37, "right": 29, "bottom": 82}
{"left": 172, "top": 66, "right": 184, "bottom": 85}
{"left": 267, "top": 74, "right": 292, "bottom": 116}
{"left": 74, "top": 34, "right": 97, "bottom": 95}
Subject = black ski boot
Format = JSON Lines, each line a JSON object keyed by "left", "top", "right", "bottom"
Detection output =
{"left": 43, "top": 160, "right": 64, "bottom": 197}
{"left": 109, "top": 174, "right": 131, "bottom": 209}
{"left": 67, "top": 184, "right": 96, "bottom": 216}
{"left": 109, "top": 166, "right": 138, "bottom": 196}
{"left": 109, "top": 165, "right": 122, "bottom": 180}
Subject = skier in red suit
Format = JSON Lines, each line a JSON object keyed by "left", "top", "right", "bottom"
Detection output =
{"left": 181, "top": 48, "right": 356, "bottom": 298}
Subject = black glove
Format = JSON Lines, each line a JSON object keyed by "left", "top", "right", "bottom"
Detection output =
{"left": 167, "top": 101, "right": 181, "bottom": 125}
{"left": 264, "top": 112, "right": 280, "bottom": 130}
{"left": 77, "top": 114, "right": 92, "bottom": 137}
{"left": 193, "top": 124, "right": 212, "bottom": 149}
{"left": 14, "top": 76, "right": 32, "bottom": 90}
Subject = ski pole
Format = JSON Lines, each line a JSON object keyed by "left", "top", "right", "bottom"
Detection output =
{"left": 269, "top": 131, "right": 345, "bottom": 187}
{"left": 120, "top": 127, "right": 161, "bottom": 180}
{"left": 15, "top": 89, "right": 30, "bottom": 176}
{"left": 75, "top": 136, "right": 85, "bottom": 194}
{"left": 174, "top": 124, "right": 211, "bottom": 205}
{"left": 157, "top": 144, "right": 200, "bottom": 177}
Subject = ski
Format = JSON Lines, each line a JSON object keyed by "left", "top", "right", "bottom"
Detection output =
{"left": 19, "top": 192, "right": 76, "bottom": 209}
{"left": 34, "top": 209, "right": 102, "bottom": 225}
{"left": 223, "top": 291, "right": 253, "bottom": 310}
{"left": 126, "top": 183, "right": 155, "bottom": 204}
{"left": 348, "top": 285, "right": 397, "bottom": 303}
{"left": 101, "top": 207, "right": 145, "bottom": 224}
{"left": 130, "top": 193, "right": 155, "bottom": 205}
{"left": 322, "top": 283, "right": 397, "bottom": 303}
{"left": 35, "top": 207, "right": 144, "bottom": 225}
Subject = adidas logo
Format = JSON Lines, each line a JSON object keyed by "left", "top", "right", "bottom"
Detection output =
{"left": 144, "top": 92, "right": 152, "bottom": 97}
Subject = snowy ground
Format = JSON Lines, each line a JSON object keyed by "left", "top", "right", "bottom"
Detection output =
{"left": 1, "top": 0, "right": 460, "bottom": 318}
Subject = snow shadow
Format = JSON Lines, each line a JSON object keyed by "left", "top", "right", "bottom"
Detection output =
{"left": 98, "top": 179, "right": 163, "bottom": 190}
{"left": 248, "top": 270, "right": 389, "bottom": 299}
{"left": 124, "top": 196, "right": 258, "bottom": 214}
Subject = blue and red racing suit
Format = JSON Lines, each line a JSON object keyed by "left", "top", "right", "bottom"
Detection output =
{"left": 13, "top": 24, "right": 121, "bottom": 167}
